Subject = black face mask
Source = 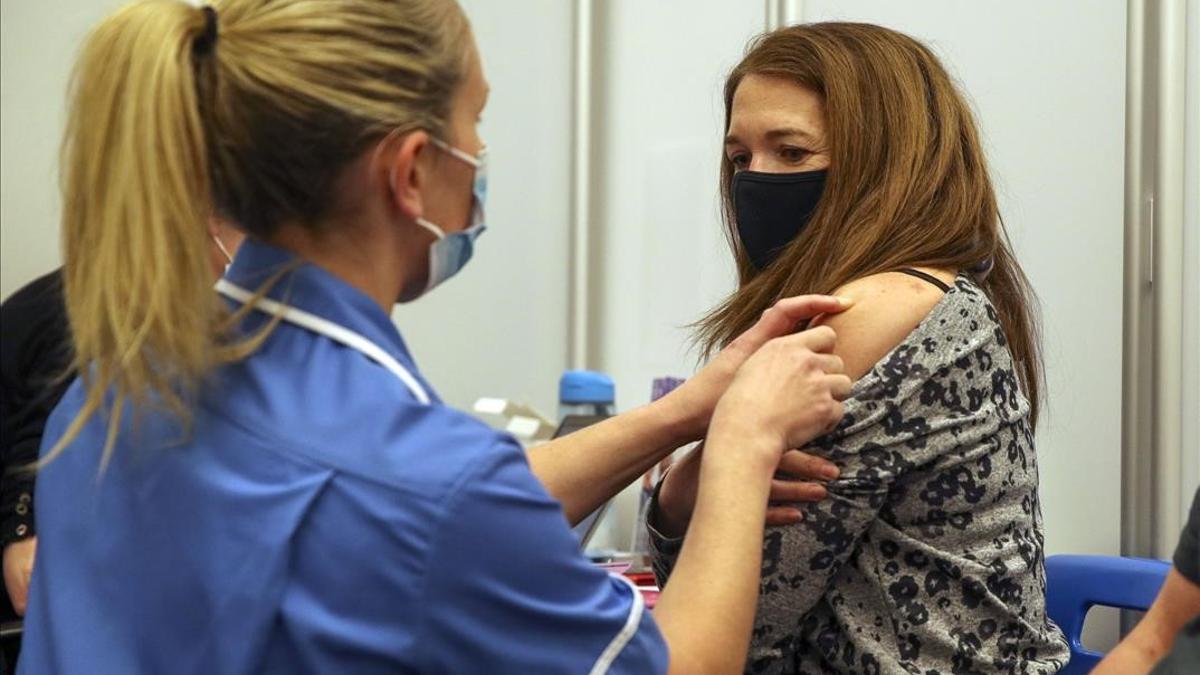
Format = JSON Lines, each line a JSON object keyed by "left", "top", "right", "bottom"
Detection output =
{"left": 733, "top": 169, "right": 827, "bottom": 270}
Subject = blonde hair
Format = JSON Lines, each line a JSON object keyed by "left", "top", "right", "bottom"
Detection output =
{"left": 53, "top": 0, "right": 471, "bottom": 467}
{"left": 697, "top": 23, "right": 1045, "bottom": 427}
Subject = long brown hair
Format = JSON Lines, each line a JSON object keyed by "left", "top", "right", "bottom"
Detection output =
{"left": 697, "top": 22, "right": 1044, "bottom": 428}
{"left": 53, "top": 0, "right": 471, "bottom": 467}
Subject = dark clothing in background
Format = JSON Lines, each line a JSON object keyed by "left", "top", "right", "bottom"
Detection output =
{"left": 1151, "top": 489, "right": 1200, "bottom": 674}
{"left": 1, "top": 270, "right": 72, "bottom": 550}
{"left": 1, "top": 268, "right": 73, "bottom": 665}
{"left": 1171, "top": 489, "right": 1200, "bottom": 586}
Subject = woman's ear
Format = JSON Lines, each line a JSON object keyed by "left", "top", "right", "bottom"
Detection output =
{"left": 383, "top": 130, "right": 431, "bottom": 221}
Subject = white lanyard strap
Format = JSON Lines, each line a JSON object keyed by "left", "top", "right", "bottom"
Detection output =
{"left": 215, "top": 279, "right": 432, "bottom": 405}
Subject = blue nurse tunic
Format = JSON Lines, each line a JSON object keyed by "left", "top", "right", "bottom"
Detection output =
{"left": 18, "top": 239, "right": 668, "bottom": 674}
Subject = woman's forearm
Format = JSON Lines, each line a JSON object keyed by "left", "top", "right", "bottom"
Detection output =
{"left": 652, "top": 425, "right": 778, "bottom": 674}
{"left": 527, "top": 395, "right": 697, "bottom": 525}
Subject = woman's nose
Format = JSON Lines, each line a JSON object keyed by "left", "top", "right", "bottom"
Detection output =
{"left": 748, "top": 155, "right": 776, "bottom": 173}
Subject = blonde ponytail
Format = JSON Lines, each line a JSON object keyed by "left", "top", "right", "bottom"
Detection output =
{"left": 52, "top": 0, "right": 470, "bottom": 467}
{"left": 52, "top": 1, "right": 219, "bottom": 467}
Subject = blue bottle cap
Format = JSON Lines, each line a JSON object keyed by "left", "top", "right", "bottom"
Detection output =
{"left": 559, "top": 370, "right": 615, "bottom": 404}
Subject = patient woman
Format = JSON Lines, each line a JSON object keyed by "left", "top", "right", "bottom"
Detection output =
{"left": 647, "top": 23, "right": 1070, "bottom": 674}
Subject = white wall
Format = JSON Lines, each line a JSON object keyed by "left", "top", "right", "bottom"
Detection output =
{"left": 395, "top": 0, "right": 572, "bottom": 417}
{"left": 1181, "top": 0, "right": 1200, "bottom": 520}
{"left": 585, "top": 0, "right": 767, "bottom": 549}
{"left": 589, "top": 0, "right": 761, "bottom": 401}
{"left": 0, "top": 0, "right": 127, "bottom": 298}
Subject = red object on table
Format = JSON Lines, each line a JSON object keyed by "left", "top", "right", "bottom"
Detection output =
{"left": 624, "top": 571, "right": 659, "bottom": 609}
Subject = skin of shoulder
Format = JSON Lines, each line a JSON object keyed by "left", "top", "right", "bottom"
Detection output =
{"left": 810, "top": 269, "right": 955, "bottom": 382}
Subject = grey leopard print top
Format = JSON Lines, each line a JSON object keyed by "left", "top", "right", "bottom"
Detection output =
{"left": 649, "top": 275, "right": 1070, "bottom": 675}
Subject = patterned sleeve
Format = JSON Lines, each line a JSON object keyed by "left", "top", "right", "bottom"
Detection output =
{"left": 643, "top": 417, "right": 899, "bottom": 672}
{"left": 746, "top": 428, "right": 899, "bottom": 672}
{"left": 649, "top": 332, "right": 1007, "bottom": 673}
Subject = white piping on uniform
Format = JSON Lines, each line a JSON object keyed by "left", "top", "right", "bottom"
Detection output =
{"left": 215, "top": 279, "right": 431, "bottom": 405}
{"left": 588, "top": 574, "right": 646, "bottom": 675}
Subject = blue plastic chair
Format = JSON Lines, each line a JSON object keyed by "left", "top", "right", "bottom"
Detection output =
{"left": 1044, "top": 554, "right": 1171, "bottom": 674}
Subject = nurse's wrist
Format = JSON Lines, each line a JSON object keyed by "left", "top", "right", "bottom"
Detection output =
{"left": 652, "top": 385, "right": 707, "bottom": 446}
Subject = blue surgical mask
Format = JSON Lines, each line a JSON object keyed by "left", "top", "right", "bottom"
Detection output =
{"left": 414, "top": 138, "right": 488, "bottom": 292}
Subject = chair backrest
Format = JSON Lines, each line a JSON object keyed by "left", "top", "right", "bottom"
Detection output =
{"left": 1044, "top": 554, "right": 1171, "bottom": 675}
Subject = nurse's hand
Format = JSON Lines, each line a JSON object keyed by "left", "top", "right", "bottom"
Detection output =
{"left": 654, "top": 325, "right": 851, "bottom": 536}
{"left": 662, "top": 295, "right": 852, "bottom": 443}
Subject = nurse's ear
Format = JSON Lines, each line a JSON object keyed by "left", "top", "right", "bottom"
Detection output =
{"left": 378, "top": 130, "right": 432, "bottom": 222}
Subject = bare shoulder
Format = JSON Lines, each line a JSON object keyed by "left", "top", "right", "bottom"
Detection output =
{"left": 811, "top": 268, "right": 956, "bottom": 381}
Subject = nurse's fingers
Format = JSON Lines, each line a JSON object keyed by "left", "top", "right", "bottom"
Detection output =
{"left": 827, "top": 373, "right": 854, "bottom": 401}
{"left": 782, "top": 324, "right": 838, "bottom": 355}
{"left": 808, "top": 353, "right": 845, "bottom": 376}
{"left": 742, "top": 296, "right": 853, "bottom": 346}
{"left": 771, "top": 294, "right": 854, "bottom": 325}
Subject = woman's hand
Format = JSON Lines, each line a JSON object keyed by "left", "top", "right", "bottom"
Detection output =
{"left": 3, "top": 536, "right": 37, "bottom": 616}
{"left": 655, "top": 445, "right": 841, "bottom": 537}
{"left": 660, "top": 295, "right": 852, "bottom": 443}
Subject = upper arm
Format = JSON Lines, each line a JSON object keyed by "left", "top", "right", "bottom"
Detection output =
{"left": 420, "top": 443, "right": 669, "bottom": 674}
{"left": 811, "top": 271, "right": 950, "bottom": 381}
{"left": 751, "top": 271, "right": 951, "bottom": 664}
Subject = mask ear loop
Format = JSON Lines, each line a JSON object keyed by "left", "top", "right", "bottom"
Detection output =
{"left": 371, "top": 128, "right": 449, "bottom": 241}
{"left": 211, "top": 234, "right": 233, "bottom": 264}
{"left": 429, "top": 136, "right": 484, "bottom": 168}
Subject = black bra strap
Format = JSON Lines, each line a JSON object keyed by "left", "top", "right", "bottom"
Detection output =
{"left": 896, "top": 268, "right": 952, "bottom": 293}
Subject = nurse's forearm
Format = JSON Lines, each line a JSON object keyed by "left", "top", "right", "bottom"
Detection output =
{"left": 652, "top": 426, "right": 777, "bottom": 674}
{"left": 527, "top": 396, "right": 695, "bottom": 526}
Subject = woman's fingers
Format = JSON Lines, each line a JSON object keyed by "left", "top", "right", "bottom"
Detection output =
{"left": 777, "top": 449, "right": 840, "bottom": 481}
{"left": 769, "top": 478, "right": 828, "bottom": 503}
{"left": 766, "top": 506, "right": 803, "bottom": 527}
{"left": 785, "top": 324, "right": 838, "bottom": 355}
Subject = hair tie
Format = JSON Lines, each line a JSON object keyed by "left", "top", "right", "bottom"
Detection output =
{"left": 970, "top": 257, "right": 994, "bottom": 278}
{"left": 193, "top": 6, "right": 219, "bottom": 56}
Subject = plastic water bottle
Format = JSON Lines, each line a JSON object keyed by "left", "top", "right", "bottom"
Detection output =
{"left": 558, "top": 370, "right": 616, "bottom": 421}
{"left": 558, "top": 371, "right": 618, "bottom": 556}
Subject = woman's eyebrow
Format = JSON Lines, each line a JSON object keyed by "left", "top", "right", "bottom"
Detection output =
{"left": 724, "top": 128, "right": 820, "bottom": 146}
{"left": 764, "top": 127, "right": 818, "bottom": 143}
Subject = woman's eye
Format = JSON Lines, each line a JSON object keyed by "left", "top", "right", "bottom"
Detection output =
{"left": 729, "top": 153, "right": 750, "bottom": 169}
{"left": 779, "top": 146, "right": 811, "bottom": 163}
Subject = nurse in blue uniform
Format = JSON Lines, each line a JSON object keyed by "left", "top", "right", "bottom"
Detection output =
{"left": 19, "top": 1, "right": 852, "bottom": 673}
